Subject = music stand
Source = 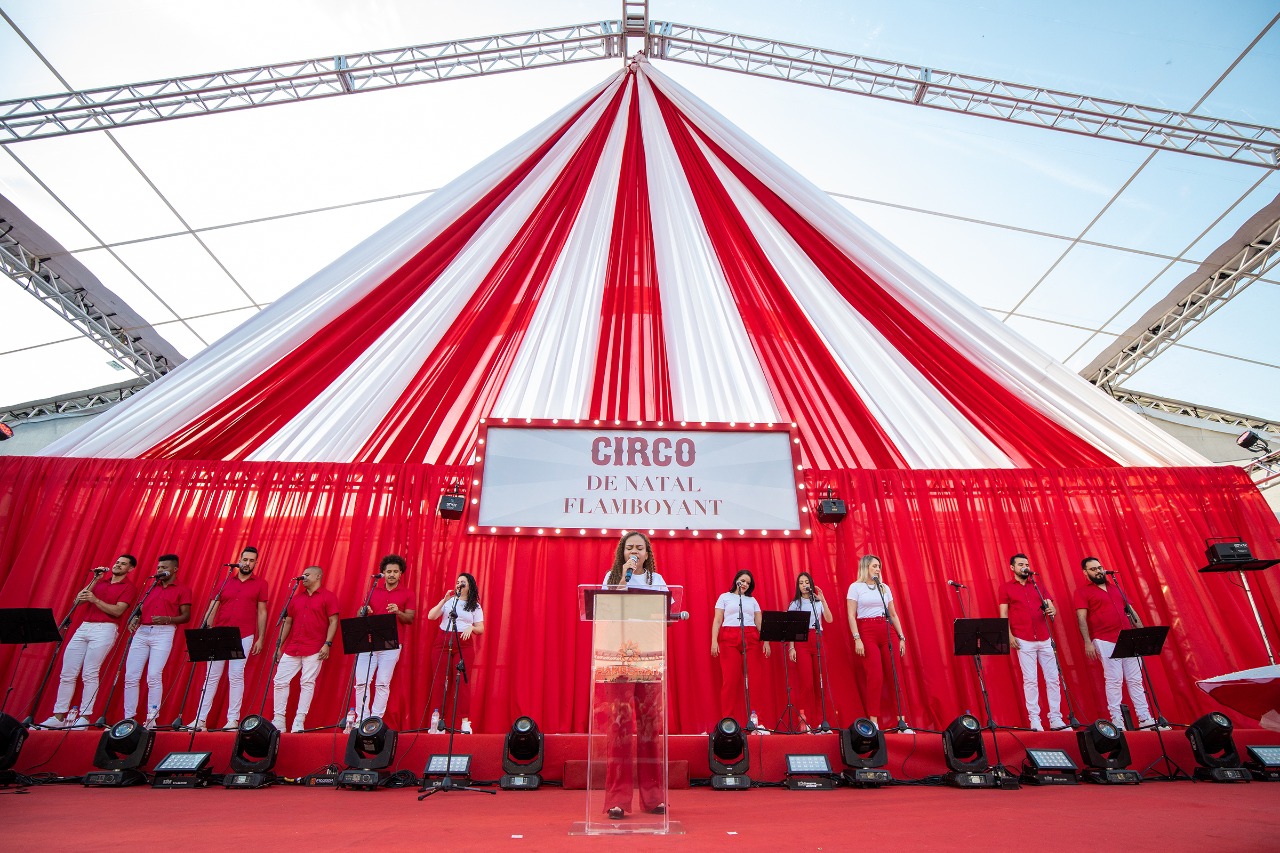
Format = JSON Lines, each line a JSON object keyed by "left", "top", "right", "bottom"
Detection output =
{"left": 338, "top": 613, "right": 400, "bottom": 725}
{"left": 761, "top": 611, "right": 811, "bottom": 733}
{"left": 0, "top": 608, "right": 62, "bottom": 722}
{"left": 953, "top": 617, "right": 1015, "bottom": 782}
{"left": 185, "top": 627, "right": 246, "bottom": 664}
{"left": 1109, "top": 625, "right": 1188, "bottom": 781}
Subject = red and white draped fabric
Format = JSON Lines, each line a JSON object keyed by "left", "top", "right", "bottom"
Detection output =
{"left": 45, "top": 59, "right": 1206, "bottom": 468}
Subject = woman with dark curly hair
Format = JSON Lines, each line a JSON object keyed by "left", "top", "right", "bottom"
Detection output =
{"left": 426, "top": 571, "right": 483, "bottom": 733}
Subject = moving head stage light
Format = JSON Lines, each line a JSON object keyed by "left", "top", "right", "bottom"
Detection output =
{"left": 840, "top": 717, "right": 890, "bottom": 787}
{"left": 1186, "top": 712, "right": 1250, "bottom": 783}
{"left": 708, "top": 717, "right": 750, "bottom": 790}
{"left": 338, "top": 716, "right": 399, "bottom": 790}
{"left": 223, "top": 715, "right": 280, "bottom": 789}
{"left": 84, "top": 719, "right": 153, "bottom": 787}
{"left": 1077, "top": 720, "right": 1140, "bottom": 784}
{"left": 500, "top": 716, "right": 544, "bottom": 790}
{"left": 942, "top": 714, "right": 997, "bottom": 788}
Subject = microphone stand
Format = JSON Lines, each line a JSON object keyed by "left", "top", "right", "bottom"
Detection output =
{"left": 255, "top": 576, "right": 304, "bottom": 720}
{"left": 1025, "top": 573, "right": 1083, "bottom": 729}
{"left": 811, "top": 592, "right": 833, "bottom": 733}
{"left": 23, "top": 568, "right": 102, "bottom": 726}
{"left": 874, "top": 579, "right": 911, "bottom": 733}
{"left": 172, "top": 566, "right": 237, "bottom": 730}
{"left": 950, "top": 582, "right": 1015, "bottom": 781}
{"left": 418, "top": 601, "right": 493, "bottom": 798}
{"left": 328, "top": 574, "right": 381, "bottom": 731}
{"left": 95, "top": 574, "right": 162, "bottom": 726}
{"left": 737, "top": 589, "right": 756, "bottom": 732}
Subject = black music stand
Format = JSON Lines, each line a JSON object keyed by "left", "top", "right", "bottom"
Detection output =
{"left": 1110, "top": 625, "right": 1188, "bottom": 780}
{"left": 761, "top": 611, "right": 811, "bottom": 733}
{"left": 185, "top": 627, "right": 246, "bottom": 664}
{"left": 953, "top": 617, "right": 1015, "bottom": 782}
{"left": 338, "top": 613, "right": 400, "bottom": 724}
{"left": 1, "top": 608, "right": 62, "bottom": 722}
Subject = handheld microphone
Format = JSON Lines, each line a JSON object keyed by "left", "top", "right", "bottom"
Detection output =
{"left": 92, "top": 567, "right": 107, "bottom": 575}
{"left": 947, "top": 579, "right": 966, "bottom": 588}
{"left": 372, "top": 572, "right": 384, "bottom": 579}
{"left": 291, "top": 575, "right": 305, "bottom": 582}
{"left": 223, "top": 563, "right": 243, "bottom": 568}
{"left": 625, "top": 553, "right": 637, "bottom": 582}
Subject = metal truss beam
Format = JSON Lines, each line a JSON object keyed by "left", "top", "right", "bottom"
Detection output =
{"left": 0, "top": 220, "right": 173, "bottom": 382}
{"left": 0, "top": 23, "right": 623, "bottom": 143}
{"left": 1087, "top": 214, "right": 1280, "bottom": 389}
{"left": 1244, "top": 448, "right": 1280, "bottom": 492}
{"left": 648, "top": 22, "right": 1280, "bottom": 168}
{"left": 1109, "top": 387, "right": 1275, "bottom": 433}
{"left": 1, "top": 380, "right": 145, "bottom": 425}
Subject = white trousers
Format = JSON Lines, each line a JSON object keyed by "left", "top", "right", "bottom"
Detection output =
{"left": 353, "top": 648, "right": 402, "bottom": 719}
{"left": 273, "top": 652, "right": 323, "bottom": 726}
{"left": 123, "top": 625, "right": 176, "bottom": 720}
{"left": 197, "top": 633, "right": 255, "bottom": 725}
{"left": 54, "top": 622, "right": 118, "bottom": 716}
{"left": 1095, "top": 638, "right": 1152, "bottom": 726}
{"left": 1014, "top": 637, "right": 1063, "bottom": 726}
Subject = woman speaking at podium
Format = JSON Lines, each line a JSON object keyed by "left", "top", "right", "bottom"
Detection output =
{"left": 599, "top": 531, "right": 668, "bottom": 820}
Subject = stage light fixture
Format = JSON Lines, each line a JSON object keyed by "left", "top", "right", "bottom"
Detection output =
{"left": 84, "top": 719, "right": 154, "bottom": 787}
{"left": 815, "top": 486, "right": 847, "bottom": 524}
{"left": 1076, "top": 720, "right": 1139, "bottom": 784}
{"left": 223, "top": 714, "right": 280, "bottom": 788}
{"left": 338, "top": 716, "right": 399, "bottom": 790}
{"left": 1186, "top": 712, "right": 1250, "bottom": 782}
{"left": 438, "top": 480, "right": 466, "bottom": 520}
{"left": 708, "top": 717, "right": 751, "bottom": 790}
{"left": 500, "top": 715, "right": 544, "bottom": 790}
{"left": 0, "top": 423, "right": 13, "bottom": 441}
{"left": 1237, "top": 429, "right": 1270, "bottom": 453}
{"left": 152, "top": 751, "right": 214, "bottom": 788}
{"left": 839, "top": 717, "right": 890, "bottom": 787}
{"left": 1244, "top": 745, "right": 1280, "bottom": 781}
{"left": 784, "top": 753, "right": 836, "bottom": 789}
{"left": 942, "top": 714, "right": 996, "bottom": 788}
{"left": 1019, "top": 748, "right": 1078, "bottom": 786}
{"left": 0, "top": 712, "right": 32, "bottom": 787}
{"left": 423, "top": 753, "right": 472, "bottom": 783}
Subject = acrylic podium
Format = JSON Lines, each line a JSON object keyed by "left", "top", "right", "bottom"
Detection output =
{"left": 573, "top": 584, "right": 683, "bottom": 836}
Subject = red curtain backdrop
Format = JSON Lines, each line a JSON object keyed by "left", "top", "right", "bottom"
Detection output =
{"left": 1, "top": 457, "right": 1278, "bottom": 735}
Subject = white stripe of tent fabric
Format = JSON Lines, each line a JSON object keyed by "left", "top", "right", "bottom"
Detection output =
{"left": 490, "top": 78, "right": 634, "bottom": 420}
{"left": 642, "top": 61, "right": 1208, "bottom": 467}
{"left": 250, "top": 72, "right": 631, "bottom": 461}
{"left": 43, "top": 74, "right": 621, "bottom": 460}
{"left": 696, "top": 134, "right": 1013, "bottom": 469}
{"left": 634, "top": 70, "right": 781, "bottom": 424}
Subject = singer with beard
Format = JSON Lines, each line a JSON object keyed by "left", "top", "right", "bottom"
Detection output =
{"left": 123, "top": 554, "right": 191, "bottom": 727}
{"left": 195, "top": 546, "right": 269, "bottom": 731}
{"left": 846, "top": 555, "right": 910, "bottom": 731}
{"left": 353, "top": 554, "right": 415, "bottom": 721}
{"left": 711, "top": 569, "right": 771, "bottom": 726}
{"left": 272, "top": 565, "right": 340, "bottom": 733}
{"left": 42, "top": 554, "right": 138, "bottom": 729}
{"left": 426, "top": 572, "right": 484, "bottom": 734}
{"left": 599, "top": 531, "right": 669, "bottom": 819}
{"left": 998, "top": 553, "right": 1063, "bottom": 731}
{"left": 1074, "top": 557, "right": 1156, "bottom": 730}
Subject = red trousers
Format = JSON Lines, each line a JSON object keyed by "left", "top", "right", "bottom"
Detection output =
{"left": 428, "top": 633, "right": 475, "bottom": 724}
{"left": 856, "top": 617, "right": 900, "bottom": 720}
{"left": 598, "top": 681, "right": 663, "bottom": 813}
{"left": 788, "top": 640, "right": 821, "bottom": 721}
{"left": 718, "top": 626, "right": 764, "bottom": 724}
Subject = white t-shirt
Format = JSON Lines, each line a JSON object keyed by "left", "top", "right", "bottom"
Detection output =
{"left": 601, "top": 570, "right": 669, "bottom": 591}
{"left": 847, "top": 581, "right": 892, "bottom": 619}
{"left": 787, "top": 597, "right": 825, "bottom": 629}
{"left": 438, "top": 599, "right": 484, "bottom": 632}
{"left": 715, "top": 591, "right": 761, "bottom": 627}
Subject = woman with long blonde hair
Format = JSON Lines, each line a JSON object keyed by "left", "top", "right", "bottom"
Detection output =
{"left": 846, "top": 554, "right": 910, "bottom": 731}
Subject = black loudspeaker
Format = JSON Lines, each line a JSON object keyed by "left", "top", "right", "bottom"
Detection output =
{"left": 817, "top": 499, "right": 847, "bottom": 524}
{"left": 1206, "top": 542, "right": 1253, "bottom": 564}
{"left": 438, "top": 495, "right": 466, "bottom": 520}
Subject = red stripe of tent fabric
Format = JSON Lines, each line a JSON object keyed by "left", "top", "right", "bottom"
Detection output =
{"left": 653, "top": 88, "right": 909, "bottom": 469}
{"left": 140, "top": 96, "right": 607, "bottom": 462}
{"left": 590, "top": 76, "right": 672, "bottom": 422}
{"left": 663, "top": 92, "right": 1120, "bottom": 468}
{"left": 355, "top": 84, "right": 631, "bottom": 464}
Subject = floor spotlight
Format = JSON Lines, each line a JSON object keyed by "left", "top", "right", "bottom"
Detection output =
{"left": 338, "top": 716, "right": 399, "bottom": 790}
{"left": 942, "top": 714, "right": 996, "bottom": 788}
{"left": 1020, "top": 748, "right": 1078, "bottom": 786}
{"left": 151, "top": 751, "right": 214, "bottom": 788}
{"left": 1077, "top": 720, "right": 1139, "bottom": 784}
{"left": 1186, "top": 712, "right": 1250, "bottom": 782}
{"left": 223, "top": 714, "right": 280, "bottom": 788}
{"left": 500, "top": 715, "right": 544, "bottom": 790}
{"left": 84, "top": 719, "right": 154, "bottom": 787}
{"left": 1244, "top": 745, "right": 1280, "bottom": 781}
{"left": 840, "top": 717, "right": 890, "bottom": 787}
{"left": 0, "top": 712, "right": 32, "bottom": 787}
{"left": 708, "top": 717, "right": 751, "bottom": 790}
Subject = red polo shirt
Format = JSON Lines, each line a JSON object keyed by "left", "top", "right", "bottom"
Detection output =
{"left": 140, "top": 581, "right": 192, "bottom": 623}
{"left": 369, "top": 586, "right": 415, "bottom": 621}
{"left": 83, "top": 577, "right": 137, "bottom": 624}
{"left": 283, "top": 587, "right": 339, "bottom": 657}
{"left": 214, "top": 575, "right": 270, "bottom": 637}
{"left": 998, "top": 579, "right": 1050, "bottom": 642}
{"left": 1073, "top": 582, "right": 1130, "bottom": 643}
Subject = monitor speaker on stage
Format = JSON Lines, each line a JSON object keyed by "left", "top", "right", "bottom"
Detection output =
{"left": 817, "top": 499, "right": 846, "bottom": 524}
{"left": 1206, "top": 542, "right": 1253, "bottom": 564}
{"left": 438, "top": 494, "right": 466, "bottom": 519}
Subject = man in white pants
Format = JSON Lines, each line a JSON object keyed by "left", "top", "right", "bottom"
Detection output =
{"left": 123, "top": 553, "right": 191, "bottom": 726}
{"left": 997, "top": 553, "right": 1064, "bottom": 731}
{"left": 273, "top": 565, "right": 339, "bottom": 733}
{"left": 42, "top": 554, "right": 138, "bottom": 728}
{"left": 1075, "top": 556, "right": 1158, "bottom": 730}
{"left": 353, "top": 554, "right": 416, "bottom": 720}
{"left": 195, "top": 546, "right": 268, "bottom": 731}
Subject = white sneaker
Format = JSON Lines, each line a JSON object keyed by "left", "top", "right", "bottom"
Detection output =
{"left": 192, "top": 720, "right": 207, "bottom": 732}
{"left": 272, "top": 717, "right": 286, "bottom": 732}
{"left": 290, "top": 717, "right": 306, "bottom": 734}
{"left": 66, "top": 716, "right": 91, "bottom": 729}
{"left": 1030, "top": 721, "right": 1044, "bottom": 732}
{"left": 225, "top": 718, "right": 239, "bottom": 731}
{"left": 39, "top": 715, "right": 64, "bottom": 729}
{"left": 460, "top": 718, "right": 473, "bottom": 734}
{"left": 144, "top": 716, "right": 158, "bottom": 730}
{"left": 1048, "top": 719, "right": 1067, "bottom": 730}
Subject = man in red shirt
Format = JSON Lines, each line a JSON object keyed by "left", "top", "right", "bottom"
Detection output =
{"left": 998, "top": 553, "right": 1064, "bottom": 731}
{"left": 353, "top": 554, "right": 416, "bottom": 721}
{"left": 196, "top": 546, "right": 269, "bottom": 731}
{"left": 1074, "top": 556, "right": 1154, "bottom": 730}
{"left": 272, "top": 565, "right": 339, "bottom": 733}
{"left": 42, "top": 554, "right": 138, "bottom": 728}
{"left": 123, "top": 553, "right": 192, "bottom": 726}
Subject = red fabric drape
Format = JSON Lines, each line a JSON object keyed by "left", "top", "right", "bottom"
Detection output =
{"left": 2, "top": 457, "right": 1277, "bottom": 735}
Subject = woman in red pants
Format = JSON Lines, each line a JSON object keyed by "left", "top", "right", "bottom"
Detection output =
{"left": 786, "top": 571, "right": 833, "bottom": 730}
{"left": 846, "top": 555, "right": 911, "bottom": 732}
{"left": 711, "top": 570, "right": 772, "bottom": 727}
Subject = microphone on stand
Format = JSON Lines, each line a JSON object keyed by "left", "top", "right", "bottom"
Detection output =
{"left": 290, "top": 575, "right": 305, "bottom": 582}
{"left": 1104, "top": 570, "right": 1119, "bottom": 576}
{"left": 371, "top": 572, "right": 385, "bottom": 579}
{"left": 222, "top": 563, "right": 242, "bottom": 568}
{"left": 947, "top": 579, "right": 966, "bottom": 589}
{"left": 669, "top": 611, "right": 690, "bottom": 621}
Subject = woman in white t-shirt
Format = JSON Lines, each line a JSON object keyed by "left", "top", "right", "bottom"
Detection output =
{"left": 711, "top": 570, "right": 771, "bottom": 726}
{"left": 786, "top": 571, "right": 833, "bottom": 731}
{"left": 846, "top": 555, "right": 909, "bottom": 731}
{"left": 599, "top": 531, "right": 669, "bottom": 820}
{"left": 426, "top": 572, "right": 484, "bottom": 733}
